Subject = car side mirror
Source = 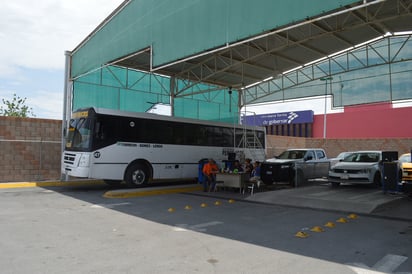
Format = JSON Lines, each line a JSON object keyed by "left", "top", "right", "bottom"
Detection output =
{"left": 305, "top": 155, "right": 313, "bottom": 161}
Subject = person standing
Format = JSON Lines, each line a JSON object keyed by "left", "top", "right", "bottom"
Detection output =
{"left": 250, "top": 161, "right": 261, "bottom": 181}
{"left": 202, "top": 159, "right": 219, "bottom": 192}
{"left": 244, "top": 158, "right": 254, "bottom": 176}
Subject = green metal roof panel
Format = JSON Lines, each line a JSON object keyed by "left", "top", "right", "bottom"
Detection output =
{"left": 71, "top": 0, "right": 359, "bottom": 78}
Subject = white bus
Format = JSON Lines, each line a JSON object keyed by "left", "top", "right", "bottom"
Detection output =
{"left": 62, "top": 107, "right": 266, "bottom": 187}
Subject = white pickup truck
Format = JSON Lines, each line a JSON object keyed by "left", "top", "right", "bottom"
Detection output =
{"left": 260, "top": 148, "right": 330, "bottom": 186}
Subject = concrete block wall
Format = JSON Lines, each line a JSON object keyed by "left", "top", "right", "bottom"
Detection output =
{"left": 266, "top": 135, "right": 412, "bottom": 158}
{"left": 1, "top": 116, "right": 411, "bottom": 182}
{"left": 0, "top": 116, "right": 62, "bottom": 182}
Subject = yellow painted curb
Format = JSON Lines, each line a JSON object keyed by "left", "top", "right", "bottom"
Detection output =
{"left": 0, "top": 180, "right": 105, "bottom": 189}
{"left": 103, "top": 185, "right": 203, "bottom": 198}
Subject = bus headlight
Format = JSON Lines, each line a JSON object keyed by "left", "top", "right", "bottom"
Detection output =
{"left": 78, "top": 154, "right": 90, "bottom": 167}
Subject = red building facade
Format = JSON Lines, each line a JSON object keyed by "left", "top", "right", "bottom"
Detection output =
{"left": 313, "top": 102, "right": 412, "bottom": 138}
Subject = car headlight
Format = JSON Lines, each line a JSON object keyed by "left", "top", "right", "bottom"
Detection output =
{"left": 78, "top": 154, "right": 90, "bottom": 167}
{"left": 359, "top": 169, "right": 370, "bottom": 174}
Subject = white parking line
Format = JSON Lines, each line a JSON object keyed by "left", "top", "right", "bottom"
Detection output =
{"left": 347, "top": 254, "right": 409, "bottom": 274}
{"left": 173, "top": 221, "right": 223, "bottom": 232}
{"left": 372, "top": 254, "right": 408, "bottom": 273}
{"left": 91, "top": 202, "right": 131, "bottom": 209}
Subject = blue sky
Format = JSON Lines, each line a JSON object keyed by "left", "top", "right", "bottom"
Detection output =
{"left": 0, "top": 0, "right": 124, "bottom": 119}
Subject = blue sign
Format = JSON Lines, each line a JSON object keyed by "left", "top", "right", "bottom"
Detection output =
{"left": 242, "top": 110, "right": 314, "bottom": 126}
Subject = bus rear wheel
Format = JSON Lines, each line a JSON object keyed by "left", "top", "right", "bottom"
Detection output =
{"left": 125, "top": 163, "right": 149, "bottom": 187}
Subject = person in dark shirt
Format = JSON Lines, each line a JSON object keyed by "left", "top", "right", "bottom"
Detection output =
{"left": 250, "top": 161, "right": 261, "bottom": 180}
{"left": 230, "top": 160, "right": 243, "bottom": 173}
{"left": 244, "top": 158, "right": 253, "bottom": 175}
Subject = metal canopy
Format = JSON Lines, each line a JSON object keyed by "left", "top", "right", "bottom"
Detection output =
{"left": 114, "top": 0, "right": 412, "bottom": 97}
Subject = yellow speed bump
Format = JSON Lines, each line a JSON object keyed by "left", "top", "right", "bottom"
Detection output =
{"left": 295, "top": 231, "right": 309, "bottom": 238}
{"left": 228, "top": 199, "right": 235, "bottom": 204}
{"left": 184, "top": 205, "right": 192, "bottom": 210}
{"left": 337, "top": 217, "right": 348, "bottom": 223}
{"left": 168, "top": 207, "right": 176, "bottom": 213}
{"left": 348, "top": 213, "right": 358, "bottom": 219}
{"left": 200, "top": 203, "right": 208, "bottom": 208}
{"left": 214, "top": 201, "right": 221, "bottom": 206}
{"left": 310, "top": 226, "right": 325, "bottom": 232}
{"left": 324, "top": 222, "right": 336, "bottom": 228}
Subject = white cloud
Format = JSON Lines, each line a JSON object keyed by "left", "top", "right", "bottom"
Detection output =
{"left": 0, "top": 0, "right": 124, "bottom": 119}
{"left": 28, "top": 90, "right": 64, "bottom": 119}
{"left": 0, "top": 0, "right": 124, "bottom": 74}
{"left": 0, "top": 87, "right": 62, "bottom": 119}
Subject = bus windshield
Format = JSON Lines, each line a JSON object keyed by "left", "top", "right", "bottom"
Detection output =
{"left": 65, "top": 117, "right": 94, "bottom": 151}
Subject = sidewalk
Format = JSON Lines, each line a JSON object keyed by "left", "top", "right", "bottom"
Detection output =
{"left": 190, "top": 183, "right": 412, "bottom": 221}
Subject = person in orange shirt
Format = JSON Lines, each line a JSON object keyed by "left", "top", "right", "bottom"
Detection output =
{"left": 202, "top": 159, "right": 219, "bottom": 192}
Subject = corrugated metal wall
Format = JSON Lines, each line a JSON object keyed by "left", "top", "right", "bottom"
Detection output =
{"left": 70, "top": 0, "right": 358, "bottom": 121}
{"left": 71, "top": 0, "right": 357, "bottom": 77}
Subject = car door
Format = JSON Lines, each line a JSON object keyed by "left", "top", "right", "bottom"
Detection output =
{"left": 302, "top": 151, "right": 316, "bottom": 179}
{"left": 314, "top": 150, "right": 329, "bottom": 178}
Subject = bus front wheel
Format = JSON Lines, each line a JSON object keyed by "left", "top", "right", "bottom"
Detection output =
{"left": 125, "top": 163, "right": 149, "bottom": 187}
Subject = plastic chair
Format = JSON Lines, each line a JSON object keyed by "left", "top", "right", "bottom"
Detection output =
{"left": 243, "top": 180, "right": 263, "bottom": 195}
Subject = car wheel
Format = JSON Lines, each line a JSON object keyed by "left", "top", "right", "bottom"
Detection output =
{"left": 290, "top": 170, "right": 305, "bottom": 187}
{"left": 373, "top": 172, "right": 382, "bottom": 188}
{"left": 125, "top": 163, "right": 149, "bottom": 187}
{"left": 398, "top": 169, "right": 403, "bottom": 183}
{"left": 297, "top": 171, "right": 305, "bottom": 185}
{"left": 262, "top": 180, "right": 273, "bottom": 185}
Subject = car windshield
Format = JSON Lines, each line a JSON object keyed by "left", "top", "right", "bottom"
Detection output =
{"left": 336, "top": 152, "right": 353, "bottom": 159}
{"left": 342, "top": 152, "right": 380, "bottom": 163}
{"left": 65, "top": 117, "right": 94, "bottom": 151}
{"left": 277, "top": 150, "right": 306, "bottom": 160}
{"left": 399, "top": 154, "right": 411, "bottom": 163}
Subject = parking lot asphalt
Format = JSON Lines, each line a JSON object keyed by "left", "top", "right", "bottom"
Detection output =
{"left": 1, "top": 180, "right": 410, "bottom": 221}
{"left": 103, "top": 181, "right": 411, "bottom": 221}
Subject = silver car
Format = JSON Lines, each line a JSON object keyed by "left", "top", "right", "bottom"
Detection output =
{"left": 329, "top": 151, "right": 382, "bottom": 187}
{"left": 329, "top": 151, "right": 355, "bottom": 167}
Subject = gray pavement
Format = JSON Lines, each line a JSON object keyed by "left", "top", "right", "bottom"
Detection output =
{"left": 1, "top": 181, "right": 411, "bottom": 273}
{"left": 185, "top": 182, "right": 412, "bottom": 221}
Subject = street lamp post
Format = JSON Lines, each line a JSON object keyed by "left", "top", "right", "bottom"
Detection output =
{"left": 320, "top": 76, "right": 333, "bottom": 139}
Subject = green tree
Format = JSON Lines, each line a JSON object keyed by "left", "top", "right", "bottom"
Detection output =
{"left": 0, "top": 93, "right": 35, "bottom": 117}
